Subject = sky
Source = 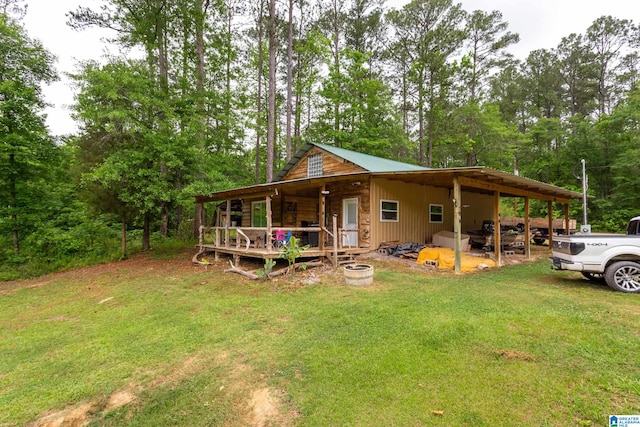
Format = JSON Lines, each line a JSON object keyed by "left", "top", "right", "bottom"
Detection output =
{"left": 20, "top": 0, "right": 640, "bottom": 137}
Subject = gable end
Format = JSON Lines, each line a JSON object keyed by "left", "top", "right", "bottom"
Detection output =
{"left": 279, "top": 147, "right": 367, "bottom": 181}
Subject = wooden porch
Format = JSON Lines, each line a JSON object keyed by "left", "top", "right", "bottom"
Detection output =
{"left": 192, "top": 220, "right": 369, "bottom": 266}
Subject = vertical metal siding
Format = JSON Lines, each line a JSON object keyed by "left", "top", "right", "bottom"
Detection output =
{"left": 370, "top": 178, "right": 495, "bottom": 248}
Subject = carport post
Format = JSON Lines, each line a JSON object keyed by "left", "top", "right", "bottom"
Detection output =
{"left": 524, "top": 197, "right": 531, "bottom": 259}
{"left": 453, "top": 176, "right": 462, "bottom": 273}
{"left": 494, "top": 191, "right": 502, "bottom": 266}
{"left": 547, "top": 200, "right": 554, "bottom": 248}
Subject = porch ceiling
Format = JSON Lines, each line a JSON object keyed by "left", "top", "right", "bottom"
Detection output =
{"left": 196, "top": 172, "right": 371, "bottom": 203}
{"left": 196, "top": 167, "right": 582, "bottom": 204}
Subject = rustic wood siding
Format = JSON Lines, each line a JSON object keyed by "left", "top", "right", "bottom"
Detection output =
{"left": 241, "top": 195, "right": 284, "bottom": 227}
{"left": 281, "top": 195, "right": 318, "bottom": 226}
{"left": 323, "top": 179, "right": 371, "bottom": 248}
{"left": 369, "top": 178, "right": 495, "bottom": 248}
{"left": 239, "top": 194, "right": 321, "bottom": 228}
{"left": 282, "top": 147, "right": 366, "bottom": 181}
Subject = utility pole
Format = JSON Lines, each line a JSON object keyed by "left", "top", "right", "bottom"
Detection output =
{"left": 581, "top": 159, "right": 590, "bottom": 234}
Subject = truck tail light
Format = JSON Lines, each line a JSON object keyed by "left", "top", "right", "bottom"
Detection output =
{"left": 553, "top": 241, "right": 585, "bottom": 255}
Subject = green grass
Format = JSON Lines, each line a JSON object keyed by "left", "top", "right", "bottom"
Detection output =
{"left": 1, "top": 252, "right": 638, "bottom": 426}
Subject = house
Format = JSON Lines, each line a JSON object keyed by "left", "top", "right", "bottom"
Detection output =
{"left": 194, "top": 142, "right": 582, "bottom": 272}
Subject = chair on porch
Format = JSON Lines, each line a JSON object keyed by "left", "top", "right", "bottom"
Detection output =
{"left": 273, "top": 230, "right": 292, "bottom": 250}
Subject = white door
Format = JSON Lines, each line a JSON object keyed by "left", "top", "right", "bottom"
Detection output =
{"left": 342, "top": 198, "right": 358, "bottom": 247}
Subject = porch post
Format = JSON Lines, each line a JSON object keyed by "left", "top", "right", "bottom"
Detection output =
{"left": 225, "top": 199, "right": 231, "bottom": 248}
{"left": 332, "top": 214, "right": 338, "bottom": 267}
{"left": 547, "top": 200, "right": 554, "bottom": 248}
{"left": 524, "top": 197, "right": 531, "bottom": 259}
{"left": 319, "top": 184, "right": 326, "bottom": 250}
{"left": 453, "top": 176, "right": 462, "bottom": 273}
{"left": 494, "top": 191, "right": 502, "bottom": 266}
{"left": 266, "top": 195, "right": 273, "bottom": 251}
{"left": 564, "top": 203, "right": 571, "bottom": 235}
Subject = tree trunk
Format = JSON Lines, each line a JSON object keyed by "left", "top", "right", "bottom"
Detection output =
{"left": 285, "top": 0, "right": 294, "bottom": 161}
{"left": 194, "top": 202, "right": 204, "bottom": 239}
{"left": 8, "top": 152, "right": 19, "bottom": 254}
{"left": 332, "top": 0, "right": 341, "bottom": 147}
{"left": 121, "top": 214, "right": 127, "bottom": 257}
{"left": 142, "top": 213, "right": 151, "bottom": 251}
{"left": 255, "top": 0, "right": 265, "bottom": 184}
{"left": 266, "top": 0, "right": 276, "bottom": 183}
{"left": 195, "top": 0, "right": 209, "bottom": 148}
{"left": 160, "top": 202, "right": 169, "bottom": 237}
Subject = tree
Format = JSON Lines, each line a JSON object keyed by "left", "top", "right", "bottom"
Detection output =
{"left": 0, "top": 0, "right": 26, "bottom": 19}
{"left": 311, "top": 48, "right": 407, "bottom": 157}
{"left": 462, "top": 9, "right": 519, "bottom": 103}
{"left": 386, "top": 0, "right": 466, "bottom": 166}
{"left": 263, "top": 0, "right": 277, "bottom": 182}
{"left": 454, "top": 9, "right": 519, "bottom": 166}
{"left": 72, "top": 60, "right": 180, "bottom": 253}
{"left": 0, "top": 14, "right": 57, "bottom": 253}
{"left": 586, "top": 16, "right": 634, "bottom": 116}
{"left": 602, "top": 86, "right": 640, "bottom": 220}
{"left": 555, "top": 33, "right": 599, "bottom": 118}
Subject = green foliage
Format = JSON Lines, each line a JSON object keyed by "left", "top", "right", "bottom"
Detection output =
{"left": 256, "top": 258, "right": 276, "bottom": 280}
{"left": 0, "top": 14, "right": 57, "bottom": 254}
{"left": 277, "top": 235, "right": 310, "bottom": 273}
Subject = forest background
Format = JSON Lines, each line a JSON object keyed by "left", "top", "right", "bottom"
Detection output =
{"left": 2, "top": 0, "right": 640, "bottom": 279}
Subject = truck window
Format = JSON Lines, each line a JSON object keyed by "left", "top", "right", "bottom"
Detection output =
{"left": 626, "top": 220, "right": 640, "bottom": 235}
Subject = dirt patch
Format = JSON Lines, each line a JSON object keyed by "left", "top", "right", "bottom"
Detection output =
{"left": 32, "top": 350, "right": 297, "bottom": 427}
{"left": 33, "top": 403, "right": 97, "bottom": 427}
{"left": 496, "top": 349, "right": 536, "bottom": 362}
{"left": 245, "top": 387, "right": 298, "bottom": 427}
{"left": 104, "top": 388, "right": 137, "bottom": 412}
{"left": 248, "top": 388, "right": 279, "bottom": 426}
{"left": 1, "top": 249, "right": 203, "bottom": 296}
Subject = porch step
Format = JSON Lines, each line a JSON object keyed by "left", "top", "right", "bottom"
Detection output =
{"left": 334, "top": 252, "right": 356, "bottom": 265}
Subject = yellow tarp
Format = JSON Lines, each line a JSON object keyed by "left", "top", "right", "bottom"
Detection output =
{"left": 416, "top": 247, "right": 496, "bottom": 272}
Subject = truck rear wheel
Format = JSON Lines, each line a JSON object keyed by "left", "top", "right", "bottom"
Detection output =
{"left": 604, "top": 261, "right": 640, "bottom": 293}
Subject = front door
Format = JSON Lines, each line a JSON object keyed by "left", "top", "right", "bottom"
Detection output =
{"left": 342, "top": 198, "right": 358, "bottom": 247}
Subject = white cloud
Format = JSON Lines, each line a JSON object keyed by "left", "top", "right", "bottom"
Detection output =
{"left": 22, "top": 0, "right": 640, "bottom": 136}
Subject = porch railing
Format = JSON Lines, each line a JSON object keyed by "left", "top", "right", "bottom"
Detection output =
{"left": 198, "top": 224, "right": 360, "bottom": 252}
{"left": 199, "top": 226, "right": 326, "bottom": 252}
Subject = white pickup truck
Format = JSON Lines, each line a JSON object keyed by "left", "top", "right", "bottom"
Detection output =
{"left": 551, "top": 216, "right": 640, "bottom": 293}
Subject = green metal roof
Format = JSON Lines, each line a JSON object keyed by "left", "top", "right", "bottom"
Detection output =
{"left": 274, "top": 142, "right": 429, "bottom": 181}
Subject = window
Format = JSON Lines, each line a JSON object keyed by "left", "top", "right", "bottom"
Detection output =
{"left": 307, "top": 153, "right": 323, "bottom": 177}
{"left": 251, "top": 201, "right": 267, "bottom": 227}
{"left": 380, "top": 200, "right": 399, "bottom": 222}
{"left": 429, "top": 204, "right": 443, "bottom": 223}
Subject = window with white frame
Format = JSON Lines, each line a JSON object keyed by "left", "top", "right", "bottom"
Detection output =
{"left": 307, "top": 153, "right": 323, "bottom": 177}
{"left": 251, "top": 201, "right": 267, "bottom": 227}
{"left": 380, "top": 200, "right": 399, "bottom": 222}
{"left": 429, "top": 204, "right": 443, "bottom": 223}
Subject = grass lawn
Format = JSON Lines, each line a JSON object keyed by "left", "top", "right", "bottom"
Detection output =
{"left": 1, "top": 248, "right": 639, "bottom": 426}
